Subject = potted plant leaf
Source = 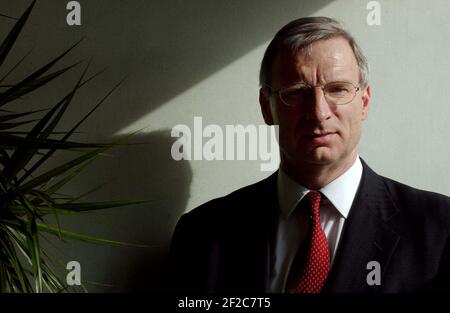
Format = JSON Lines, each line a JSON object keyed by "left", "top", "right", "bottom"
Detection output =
{"left": 0, "top": 0, "right": 144, "bottom": 292}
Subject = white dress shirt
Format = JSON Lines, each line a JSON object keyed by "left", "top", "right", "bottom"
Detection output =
{"left": 268, "top": 157, "right": 363, "bottom": 292}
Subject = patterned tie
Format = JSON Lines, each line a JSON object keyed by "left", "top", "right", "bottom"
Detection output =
{"left": 286, "top": 191, "right": 330, "bottom": 293}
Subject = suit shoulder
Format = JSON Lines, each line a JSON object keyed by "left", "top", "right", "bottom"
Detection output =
{"left": 178, "top": 173, "right": 276, "bottom": 228}
{"left": 381, "top": 175, "right": 449, "bottom": 206}
{"left": 380, "top": 175, "right": 449, "bottom": 230}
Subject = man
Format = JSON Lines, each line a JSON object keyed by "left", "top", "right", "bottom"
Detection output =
{"left": 168, "top": 17, "right": 449, "bottom": 293}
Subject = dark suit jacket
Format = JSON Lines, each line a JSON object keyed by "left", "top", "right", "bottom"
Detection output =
{"left": 167, "top": 159, "right": 449, "bottom": 293}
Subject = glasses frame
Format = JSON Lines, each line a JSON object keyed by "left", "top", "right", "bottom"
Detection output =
{"left": 265, "top": 81, "right": 361, "bottom": 107}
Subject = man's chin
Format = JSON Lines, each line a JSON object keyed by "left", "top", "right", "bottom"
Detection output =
{"left": 282, "top": 145, "right": 345, "bottom": 167}
{"left": 304, "top": 146, "right": 337, "bottom": 165}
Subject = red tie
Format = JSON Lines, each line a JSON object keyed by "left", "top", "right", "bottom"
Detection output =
{"left": 287, "top": 191, "right": 330, "bottom": 293}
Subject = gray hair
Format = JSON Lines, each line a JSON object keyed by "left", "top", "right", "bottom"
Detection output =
{"left": 259, "top": 16, "right": 369, "bottom": 87}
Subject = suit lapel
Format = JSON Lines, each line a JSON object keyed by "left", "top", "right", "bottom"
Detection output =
{"left": 323, "top": 159, "right": 401, "bottom": 293}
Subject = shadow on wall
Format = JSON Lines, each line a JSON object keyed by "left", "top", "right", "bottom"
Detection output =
{"left": 49, "top": 130, "right": 192, "bottom": 292}
{"left": 107, "top": 0, "right": 336, "bottom": 130}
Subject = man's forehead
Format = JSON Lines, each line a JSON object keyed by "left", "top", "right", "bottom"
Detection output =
{"left": 271, "top": 37, "right": 359, "bottom": 83}
{"left": 278, "top": 37, "right": 355, "bottom": 64}
{"left": 299, "top": 37, "right": 355, "bottom": 61}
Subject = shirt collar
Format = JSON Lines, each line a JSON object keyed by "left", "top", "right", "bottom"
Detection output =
{"left": 277, "top": 156, "right": 363, "bottom": 219}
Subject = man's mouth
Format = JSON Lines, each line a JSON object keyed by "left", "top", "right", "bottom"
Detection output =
{"left": 303, "top": 131, "right": 337, "bottom": 144}
{"left": 305, "top": 131, "right": 336, "bottom": 137}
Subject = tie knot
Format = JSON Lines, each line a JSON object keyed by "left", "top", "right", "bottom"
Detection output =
{"left": 306, "top": 191, "right": 321, "bottom": 215}
{"left": 306, "top": 191, "right": 321, "bottom": 204}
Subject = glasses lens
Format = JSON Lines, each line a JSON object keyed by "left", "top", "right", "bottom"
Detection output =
{"left": 279, "top": 86, "right": 311, "bottom": 106}
{"left": 324, "top": 82, "right": 355, "bottom": 105}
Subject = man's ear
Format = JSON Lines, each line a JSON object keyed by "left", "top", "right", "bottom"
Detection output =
{"left": 259, "top": 87, "right": 274, "bottom": 125}
{"left": 361, "top": 84, "right": 371, "bottom": 120}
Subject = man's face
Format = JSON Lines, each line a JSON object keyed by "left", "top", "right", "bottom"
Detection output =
{"left": 260, "top": 36, "right": 371, "bottom": 170}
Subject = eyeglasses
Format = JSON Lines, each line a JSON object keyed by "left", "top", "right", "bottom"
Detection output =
{"left": 266, "top": 81, "right": 360, "bottom": 107}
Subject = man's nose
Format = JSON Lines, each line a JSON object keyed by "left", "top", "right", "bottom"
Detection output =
{"left": 307, "top": 87, "right": 332, "bottom": 122}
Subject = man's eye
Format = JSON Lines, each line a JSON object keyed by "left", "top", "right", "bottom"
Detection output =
{"left": 289, "top": 88, "right": 310, "bottom": 95}
{"left": 329, "top": 86, "right": 346, "bottom": 92}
